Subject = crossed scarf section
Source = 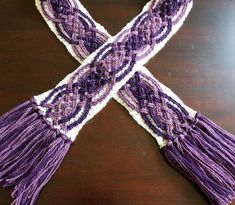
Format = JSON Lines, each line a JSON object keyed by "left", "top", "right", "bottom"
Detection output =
{"left": 0, "top": 1, "right": 234, "bottom": 205}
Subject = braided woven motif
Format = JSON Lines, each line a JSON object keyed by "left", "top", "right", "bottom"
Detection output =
{"left": 119, "top": 71, "right": 197, "bottom": 146}
{"left": 40, "top": 0, "right": 107, "bottom": 61}
{"left": 35, "top": 0, "right": 193, "bottom": 142}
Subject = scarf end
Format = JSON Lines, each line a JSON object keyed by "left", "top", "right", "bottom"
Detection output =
{"left": 0, "top": 99, "right": 72, "bottom": 205}
{"left": 163, "top": 113, "right": 235, "bottom": 205}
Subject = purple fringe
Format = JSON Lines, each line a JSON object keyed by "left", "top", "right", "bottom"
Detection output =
{"left": 0, "top": 99, "right": 72, "bottom": 205}
{"left": 163, "top": 113, "right": 235, "bottom": 205}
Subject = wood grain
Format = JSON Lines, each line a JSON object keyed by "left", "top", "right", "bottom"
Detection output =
{"left": 0, "top": 0, "right": 235, "bottom": 204}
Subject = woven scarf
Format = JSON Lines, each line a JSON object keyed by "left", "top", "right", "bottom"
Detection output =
{"left": 0, "top": 0, "right": 234, "bottom": 205}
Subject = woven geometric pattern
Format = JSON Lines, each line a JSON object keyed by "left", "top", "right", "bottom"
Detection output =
{"left": 119, "top": 71, "right": 198, "bottom": 145}
{"left": 35, "top": 0, "right": 192, "bottom": 141}
{"left": 41, "top": 0, "right": 108, "bottom": 61}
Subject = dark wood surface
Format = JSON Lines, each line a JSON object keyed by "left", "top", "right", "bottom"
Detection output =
{"left": 0, "top": 0, "right": 235, "bottom": 204}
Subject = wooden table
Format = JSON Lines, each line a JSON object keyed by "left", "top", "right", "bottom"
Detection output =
{"left": 0, "top": 0, "right": 235, "bottom": 204}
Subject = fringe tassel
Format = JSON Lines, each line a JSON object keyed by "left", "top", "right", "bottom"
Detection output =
{"left": 163, "top": 113, "right": 235, "bottom": 205}
{"left": 0, "top": 99, "right": 72, "bottom": 205}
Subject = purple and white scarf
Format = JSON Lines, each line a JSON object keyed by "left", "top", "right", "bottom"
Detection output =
{"left": 0, "top": 0, "right": 234, "bottom": 204}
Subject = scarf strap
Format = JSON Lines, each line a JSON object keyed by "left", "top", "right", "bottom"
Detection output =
{"left": 1, "top": 1, "right": 235, "bottom": 204}
{"left": 36, "top": 0, "right": 195, "bottom": 148}
{"left": 36, "top": 1, "right": 235, "bottom": 204}
{"left": 34, "top": 0, "right": 193, "bottom": 142}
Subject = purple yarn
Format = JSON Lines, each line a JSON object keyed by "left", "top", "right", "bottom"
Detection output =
{"left": 44, "top": 0, "right": 107, "bottom": 60}
{"left": 38, "top": 0, "right": 235, "bottom": 204}
{"left": 0, "top": 99, "right": 72, "bottom": 205}
{"left": 0, "top": 0, "right": 233, "bottom": 204}
{"left": 38, "top": 0, "right": 190, "bottom": 133}
{"left": 119, "top": 72, "right": 235, "bottom": 205}
{"left": 163, "top": 113, "right": 235, "bottom": 205}
{"left": 120, "top": 72, "right": 190, "bottom": 140}
{"left": 38, "top": 0, "right": 190, "bottom": 134}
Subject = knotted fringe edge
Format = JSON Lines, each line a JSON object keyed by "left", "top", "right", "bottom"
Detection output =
{"left": 0, "top": 98, "right": 72, "bottom": 205}
{"left": 163, "top": 113, "right": 235, "bottom": 205}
